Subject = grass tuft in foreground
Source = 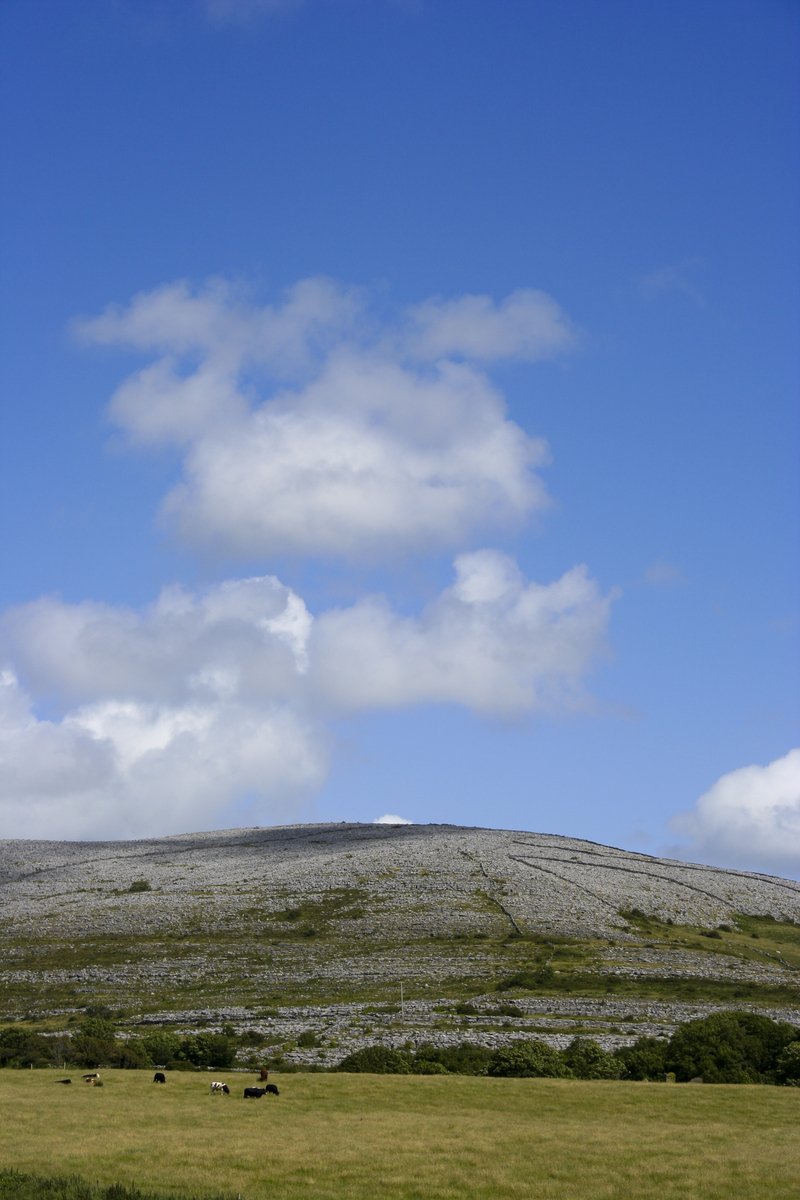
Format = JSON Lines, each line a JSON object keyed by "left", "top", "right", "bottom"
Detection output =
{"left": 0, "top": 1169, "right": 231, "bottom": 1200}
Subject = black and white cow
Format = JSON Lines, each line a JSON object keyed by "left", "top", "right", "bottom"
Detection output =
{"left": 210, "top": 1081, "right": 230, "bottom": 1095}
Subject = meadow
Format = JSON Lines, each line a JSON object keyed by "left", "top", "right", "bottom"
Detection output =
{"left": 0, "top": 1070, "right": 797, "bottom": 1200}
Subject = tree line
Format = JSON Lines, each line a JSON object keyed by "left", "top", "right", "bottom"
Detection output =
{"left": 335, "top": 1011, "right": 800, "bottom": 1085}
{"left": 2, "top": 1009, "right": 799, "bottom": 1085}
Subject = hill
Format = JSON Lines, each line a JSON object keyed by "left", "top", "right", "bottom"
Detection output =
{"left": 1, "top": 822, "right": 799, "bottom": 1061}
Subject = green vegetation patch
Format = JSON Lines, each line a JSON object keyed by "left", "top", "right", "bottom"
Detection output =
{"left": 2, "top": 1069, "right": 800, "bottom": 1200}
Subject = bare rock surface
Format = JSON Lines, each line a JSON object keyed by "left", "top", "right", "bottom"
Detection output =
{"left": 1, "top": 822, "right": 798, "bottom": 1059}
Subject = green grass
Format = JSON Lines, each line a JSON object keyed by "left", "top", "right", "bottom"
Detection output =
{"left": 1, "top": 1069, "right": 798, "bottom": 1199}
{"left": 2, "top": 907, "right": 799, "bottom": 1021}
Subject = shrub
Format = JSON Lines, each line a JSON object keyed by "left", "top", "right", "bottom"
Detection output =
{"left": 617, "top": 1036, "right": 668, "bottom": 1081}
{"left": 335, "top": 1046, "right": 411, "bottom": 1073}
{"left": 140, "top": 1030, "right": 181, "bottom": 1065}
{"left": 128, "top": 880, "right": 151, "bottom": 893}
{"left": 410, "top": 1043, "right": 493, "bottom": 1076}
{"left": 175, "top": 1033, "right": 236, "bottom": 1069}
{"left": 665, "top": 1011, "right": 799, "bottom": 1084}
{"left": 0, "top": 1028, "right": 52, "bottom": 1068}
{"left": 297, "top": 1030, "right": 321, "bottom": 1048}
{"left": 487, "top": 1040, "right": 572, "bottom": 1078}
{"left": 562, "top": 1038, "right": 624, "bottom": 1080}
{"left": 774, "top": 1040, "right": 800, "bottom": 1086}
{"left": 410, "top": 1059, "right": 449, "bottom": 1074}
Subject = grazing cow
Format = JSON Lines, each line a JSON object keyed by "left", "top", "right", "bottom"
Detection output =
{"left": 153, "top": 1072, "right": 166, "bottom": 1084}
{"left": 55, "top": 1079, "right": 72, "bottom": 1085}
{"left": 264, "top": 1084, "right": 279, "bottom": 1096}
{"left": 82, "top": 1072, "right": 100, "bottom": 1085}
{"left": 243, "top": 1087, "right": 266, "bottom": 1099}
{"left": 210, "top": 1081, "right": 230, "bottom": 1095}
{"left": 259, "top": 1067, "right": 270, "bottom": 1081}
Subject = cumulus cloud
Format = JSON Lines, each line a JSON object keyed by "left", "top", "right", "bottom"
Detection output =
{"left": 311, "top": 550, "right": 614, "bottom": 716}
{"left": 375, "top": 814, "right": 413, "bottom": 825}
{"left": 671, "top": 749, "right": 800, "bottom": 877}
{"left": 2, "top": 575, "right": 311, "bottom": 706}
{"left": 76, "top": 278, "right": 571, "bottom": 560}
{"left": 0, "top": 670, "right": 326, "bottom": 840}
{"left": 404, "top": 289, "right": 575, "bottom": 363}
{"left": 0, "top": 556, "right": 613, "bottom": 838}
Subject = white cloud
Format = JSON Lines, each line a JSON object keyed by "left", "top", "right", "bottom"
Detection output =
{"left": 0, "top": 666, "right": 326, "bottom": 842}
{"left": 405, "top": 289, "right": 575, "bottom": 363}
{"left": 311, "top": 550, "right": 614, "bottom": 716}
{"left": 2, "top": 575, "right": 311, "bottom": 706}
{"left": 0, "top": 555, "right": 614, "bottom": 838}
{"left": 375, "top": 814, "right": 413, "bottom": 825}
{"left": 671, "top": 749, "right": 800, "bottom": 877}
{"left": 76, "top": 278, "right": 571, "bottom": 561}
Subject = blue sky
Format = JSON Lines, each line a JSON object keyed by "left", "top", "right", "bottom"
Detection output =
{"left": 1, "top": 0, "right": 798, "bottom": 876}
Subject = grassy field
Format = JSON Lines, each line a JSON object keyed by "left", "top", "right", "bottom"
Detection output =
{"left": 0, "top": 1070, "right": 798, "bottom": 1200}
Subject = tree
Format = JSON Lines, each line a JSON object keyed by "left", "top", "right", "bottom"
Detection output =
{"left": 70, "top": 1015, "right": 120, "bottom": 1069}
{"left": 141, "top": 1030, "right": 181, "bottom": 1065}
{"left": 617, "top": 1036, "right": 668, "bottom": 1081}
{"left": 335, "top": 1046, "right": 411, "bottom": 1073}
{"left": 175, "top": 1032, "right": 236, "bottom": 1069}
{"left": 665, "top": 1011, "right": 798, "bottom": 1084}
{"left": 562, "top": 1038, "right": 623, "bottom": 1080}
{"left": 487, "top": 1040, "right": 572, "bottom": 1078}
{"left": 774, "top": 1041, "right": 800, "bottom": 1087}
{"left": 413, "top": 1043, "right": 493, "bottom": 1076}
{"left": 0, "top": 1028, "right": 51, "bottom": 1068}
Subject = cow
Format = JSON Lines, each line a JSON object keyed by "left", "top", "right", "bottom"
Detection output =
{"left": 264, "top": 1084, "right": 280, "bottom": 1096}
{"left": 153, "top": 1072, "right": 166, "bottom": 1084}
{"left": 243, "top": 1087, "right": 266, "bottom": 1099}
{"left": 55, "top": 1079, "right": 72, "bottom": 1085}
{"left": 259, "top": 1067, "right": 270, "bottom": 1081}
{"left": 210, "top": 1081, "right": 230, "bottom": 1095}
{"left": 82, "top": 1072, "right": 100, "bottom": 1085}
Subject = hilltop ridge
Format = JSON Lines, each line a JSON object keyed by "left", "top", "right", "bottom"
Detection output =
{"left": 2, "top": 823, "right": 799, "bottom": 1061}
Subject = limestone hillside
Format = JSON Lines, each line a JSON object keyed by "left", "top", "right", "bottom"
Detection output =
{"left": 2, "top": 822, "right": 799, "bottom": 1060}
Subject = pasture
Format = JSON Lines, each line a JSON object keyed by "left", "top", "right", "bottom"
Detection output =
{"left": 0, "top": 1070, "right": 797, "bottom": 1200}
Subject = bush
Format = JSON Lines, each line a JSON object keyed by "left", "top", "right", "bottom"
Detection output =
{"left": 140, "top": 1031, "right": 181, "bottom": 1065}
{"left": 774, "top": 1041, "right": 800, "bottom": 1086}
{"left": 0, "top": 1027, "right": 53, "bottom": 1068}
{"left": 335, "top": 1046, "right": 411, "bottom": 1073}
{"left": 410, "top": 1059, "right": 449, "bottom": 1074}
{"left": 297, "top": 1030, "right": 321, "bottom": 1048}
{"left": 487, "top": 1040, "right": 572, "bottom": 1078}
{"left": 562, "top": 1038, "right": 624, "bottom": 1080}
{"left": 665, "top": 1011, "right": 799, "bottom": 1084}
{"left": 409, "top": 1043, "right": 492, "bottom": 1076}
{"left": 174, "top": 1033, "right": 236, "bottom": 1069}
{"left": 617, "top": 1036, "right": 668, "bottom": 1081}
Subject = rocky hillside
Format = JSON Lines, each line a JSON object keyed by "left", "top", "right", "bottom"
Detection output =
{"left": 2, "top": 822, "right": 799, "bottom": 1060}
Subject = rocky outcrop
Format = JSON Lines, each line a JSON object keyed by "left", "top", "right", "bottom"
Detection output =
{"left": 1, "top": 822, "right": 798, "bottom": 1057}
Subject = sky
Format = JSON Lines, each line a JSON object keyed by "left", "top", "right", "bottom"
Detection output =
{"left": 0, "top": 0, "right": 798, "bottom": 877}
